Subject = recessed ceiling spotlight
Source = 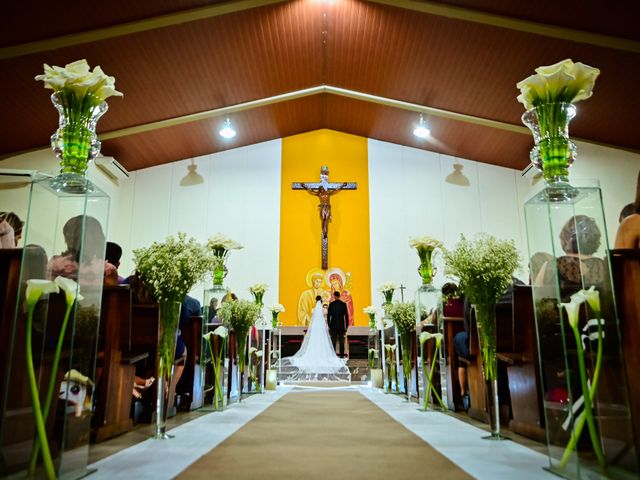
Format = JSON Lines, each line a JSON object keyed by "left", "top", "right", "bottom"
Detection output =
{"left": 413, "top": 114, "right": 430, "bottom": 139}
{"left": 219, "top": 117, "right": 237, "bottom": 139}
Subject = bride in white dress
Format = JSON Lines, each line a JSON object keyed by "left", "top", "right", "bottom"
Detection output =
{"left": 279, "top": 298, "right": 351, "bottom": 383}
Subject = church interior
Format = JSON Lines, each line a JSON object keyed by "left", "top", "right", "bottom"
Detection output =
{"left": 1, "top": 1, "right": 639, "bottom": 479}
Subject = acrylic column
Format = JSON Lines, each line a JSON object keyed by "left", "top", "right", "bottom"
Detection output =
{"left": 0, "top": 171, "right": 109, "bottom": 479}
{"left": 524, "top": 182, "right": 638, "bottom": 479}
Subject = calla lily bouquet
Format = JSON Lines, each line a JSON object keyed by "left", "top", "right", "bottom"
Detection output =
{"left": 516, "top": 59, "right": 600, "bottom": 110}
{"left": 387, "top": 302, "right": 416, "bottom": 399}
{"left": 378, "top": 282, "right": 398, "bottom": 305}
{"left": 249, "top": 283, "right": 268, "bottom": 306}
{"left": 559, "top": 286, "right": 606, "bottom": 470}
{"left": 249, "top": 347, "right": 263, "bottom": 392}
{"left": 206, "top": 233, "right": 243, "bottom": 258}
{"left": 419, "top": 332, "right": 447, "bottom": 411}
{"left": 363, "top": 305, "right": 380, "bottom": 329}
{"left": 384, "top": 344, "right": 398, "bottom": 392}
{"left": 203, "top": 326, "right": 228, "bottom": 410}
{"left": 368, "top": 348, "right": 378, "bottom": 369}
{"left": 25, "top": 277, "right": 83, "bottom": 478}
{"left": 410, "top": 236, "right": 444, "bottom": 284}
{"left": 269, "top": 303, "right": 285, "bottom": 328}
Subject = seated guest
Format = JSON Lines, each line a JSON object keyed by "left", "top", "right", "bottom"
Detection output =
{"left": 48, "top": 215, "right": 107, "bottom": 284}
{"left": 615, "top": 173, "right": 640, "bottom": 249}
{"left": 105, "top": 241, "right": 126, "bottom": 285}
{"left": 0, "top": 211, "right": 24, "bottom": 248}
{"left": 557, "top": 215, "right": 607, "bottom": 289}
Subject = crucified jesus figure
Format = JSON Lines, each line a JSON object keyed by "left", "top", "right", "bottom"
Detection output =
{"left": 300, "top": 175, "right": 348, "bottom": 238}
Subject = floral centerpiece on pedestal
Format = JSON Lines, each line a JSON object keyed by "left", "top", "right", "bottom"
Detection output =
{"left": 269, "top": 303, "right": 285, "bottom": 329}
{"left": 386, "top": 302, "right": 416, "bottom": 401}
{"left": 409, "top": 236, "right": 444, "bottom": 285}
{"left": 378, "top": 282, "right": 398, "bottom": 309}
{"left": 218, "top": 299, "right": 261, "bottom": 400}
{"left": 249, "top": 283, "right": 268, "bottom": 308}
{"left": 517, "top": 59, "right": 600, "bottom": 191}
{"left": 133, "top": 233, "right": 210, "bottom": 438}
{"left": 248, "top": 347, "right": 263, "bottom": 392}
{"left": 206, "top": 233, "right": 243, "bottom": 286}
{"left": 35, "top": 59, "right": 122, "bottom": 193}
{"left": 445, "top": 233, "right": 519, "bottom": 438}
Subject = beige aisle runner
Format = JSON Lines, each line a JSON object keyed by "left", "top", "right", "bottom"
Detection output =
{"left": 178, "top": 391, "right": 472, "bottom": 479}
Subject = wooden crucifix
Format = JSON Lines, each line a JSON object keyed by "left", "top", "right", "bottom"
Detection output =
{"left": 292, "top": 166, "right": 357, "bottom": 269}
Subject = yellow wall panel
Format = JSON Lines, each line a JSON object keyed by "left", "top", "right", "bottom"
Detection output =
{"left": 279, "top": 129, "right": 371, "bottom": 326}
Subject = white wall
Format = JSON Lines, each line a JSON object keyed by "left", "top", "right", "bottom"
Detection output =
{"left": 368, "top": 140, "right": 526, "bottom": 303}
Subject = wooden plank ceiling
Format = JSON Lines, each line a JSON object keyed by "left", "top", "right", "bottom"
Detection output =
{"left": 1, "top": 0, "right": 639, "bottom": 172}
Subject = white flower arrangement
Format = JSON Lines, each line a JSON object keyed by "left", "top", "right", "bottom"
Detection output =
{"left": 516, "top": 59, "right": 600, "bottom": 110}
{"left": 377, "top": 282, "right": 398, "bottom": 293}
{"left": 269, "top": 303, "right": 285, "bottom": 314}
{"left": 133, "top": 233, "right": 210, "bottom": 302}
{"left": 249, "top": 283, "right": 268, "bottom": 295}
{"left": 444, "top": 233, "right": 520, "bottom": 306}
{"left": 408, "top": 236, "right": 443, "bottom": 251}
{"left": 207, "top": 233, "right": 243, "bottom": 258}
{"left": 35, "top": 59, "right": 123, "bottom": 103}
{"left": 386, "top": 302, "right": 416, "bottom": 334}
{"left": 363, "top": 306, "right": 378, "bottom": 315}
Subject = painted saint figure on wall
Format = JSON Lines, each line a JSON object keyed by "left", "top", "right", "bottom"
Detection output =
{"left": 297, "top": 268, "right": 329, "bottom": 326}
{"left": 326, "top": 268, "right": 354, "bottom": 327}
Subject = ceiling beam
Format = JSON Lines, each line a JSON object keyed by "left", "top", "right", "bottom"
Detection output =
{"left": 0, "top": 0, "right": 287, "bottom": 60}
{"left": 368, "top": 0, "right": 640, "bottom": 53}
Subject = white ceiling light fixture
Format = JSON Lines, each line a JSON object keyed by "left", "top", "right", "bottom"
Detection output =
{"left": 413, "top": 114, "right": 431, "bottom": 139}
{"left": 218, "top": 117, "right": 236, "bottom": 139}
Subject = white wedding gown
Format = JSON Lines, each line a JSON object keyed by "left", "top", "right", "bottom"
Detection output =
{"left": 279, "top": 301, "right": 351, "bottom": 383}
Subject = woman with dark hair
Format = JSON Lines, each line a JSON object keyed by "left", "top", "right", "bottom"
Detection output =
{"left": 557, "top": 215, "right": 607, "bottom": 288}
{"left": 48, "top": 215, "right": 107, "bottom": 282}
{"left": 0, "top": 211, "right": 24, "bottom": 248}
{"left": 615, "top": 171, "right": 640, "bottom": 249}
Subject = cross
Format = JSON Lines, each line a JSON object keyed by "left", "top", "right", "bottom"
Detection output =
{"left": 292, "top": 166, "right": 357, "bottom": 269}
{"left": 398, "top": 284, "right": 406, "bottom": 302}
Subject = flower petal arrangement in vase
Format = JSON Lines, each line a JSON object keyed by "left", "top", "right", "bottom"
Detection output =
{"left": 218, "top": 299, "right": 261, "bottom": 401}
{"left": 409, "top": 236, "right": 444, "bottom": 286}
{"left": 206, "top": 233, "right": 243, "bottom": 287}
{"left": 363, "top": 305, "right": 380, "bottom": 330}
{"left": 378, "top": 282, "right": 398, "bottom": 308}
{"left": 517, "top": 59, "right": 600, "bottom": 197}
{"left": 133, "top": 233, "right": 210, "bottom": 439}
{"left": 269, "top": 303, "right": 285, "bottom": 329}
{"left": 35, "top": 59, "right": 123, "bottom": 193}
{"left": 249, "top": 283, "right": 268, "bottom": 308}
{"left": 445, "top": 233, "right": 519, "bottom": 439}
{"left": 387, "top": 302, "right": 417, "bottom": 401}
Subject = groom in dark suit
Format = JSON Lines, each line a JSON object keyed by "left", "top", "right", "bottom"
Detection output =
{"left": 327, "top": 291, "right": 349, "bottom": 358}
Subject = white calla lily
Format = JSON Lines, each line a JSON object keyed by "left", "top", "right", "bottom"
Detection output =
{"left": 54, "top": 276, "right": 83, "bottom": 305}
{"left": 26, "top": 279, "right": 59, "bottom": 307}
{"left": 203, "top": 331, "right": 214, "bottom": 341}
{"left": 420, "top": 331, "right": 434, "bottom": 345}
{"left": 562, "top": 300, "right": 581, "bottom": 329}
{"left": 213, "top": 325, "right": 228, "bottom": 338}
{"left": 249, "top": 347, "right": 258, "bottom": 355}
{"left": 580, "top": 286, "right": 601, "bottom": 316}
{"left": 433, "top": 333, "right": 444, "bottom": 347}
{"left": 254, "top": 351, "right": 263, "bottom": 358}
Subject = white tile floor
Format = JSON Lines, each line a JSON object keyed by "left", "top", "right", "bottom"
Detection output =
{"left": 89, "top": 386, "right": 554, "bottom": 479}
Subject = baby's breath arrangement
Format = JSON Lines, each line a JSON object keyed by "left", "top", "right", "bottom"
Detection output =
{"left": 444, "top": 234, "right": 519, "bottom": 306}
{"left": 386, "top": 302, "right": 416, "bottom": 334}
{"left": 445, "top": 233, "right": 519, "bottom": 384}
{"left": 133, "top": 233, "right": 211, "bottom": 302}
{"left": 218, "top": 299, "right": 261, "bottom": 389}
{"left": 386, "top": 301, "right": 416, "bottom": 399}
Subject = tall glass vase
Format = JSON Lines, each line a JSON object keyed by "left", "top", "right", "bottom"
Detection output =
{"left": 400, "top": 332, "right": 413, "bottom": 401}
{"left": 49, "top": 92, "right": 108, "bottom": 194}
{"left": 475, "top": 302, "right": 504, "bottom": 440}
{"left": 236, "top": 330, "right": 248, "bottom": 402}
{"left": 416, "top": 247, "right": 435, "bottom": 285}
{"left": 155, "top": 300, "right": 181, "bottom": 439}
{"left": 522, "top": 102, "right": 577, "bottom": 200}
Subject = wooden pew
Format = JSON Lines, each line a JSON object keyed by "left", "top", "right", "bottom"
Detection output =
{"left": 504, "top": 285, "right": 545, "bottom": 442}
{"left": 176, "top": 314, "right": 203, "bottom": 411}
{"left": 443, "top": 316, "right": 464, "bottom": 410}
{"left": 610, "top": 249, "right": 640, "bottom": 455}
{"left": 92, "top": 285, "right": 148, "bottom": 442}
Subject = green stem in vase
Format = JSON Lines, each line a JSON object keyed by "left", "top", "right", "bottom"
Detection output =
{"left": 559, "top": 319, "right": 606, "bottom": 470}
{"left": 400, "top": 333, "right": 412, "bottom": 399}
{"left": 25, "top": 302, "right": 56, "bottom": 480}
{"left": 476, "top": 303, "right": 497, "bottom": 382}
{"left": 417, "top": 247, "right": 434, "bottom": 285}
{"left": 28, "top": 302, "right": 73, "bottom": 474}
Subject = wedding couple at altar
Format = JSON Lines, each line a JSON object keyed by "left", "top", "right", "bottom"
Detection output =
{"left": 280, "top": 292, "right": 351, "bottom": 383}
